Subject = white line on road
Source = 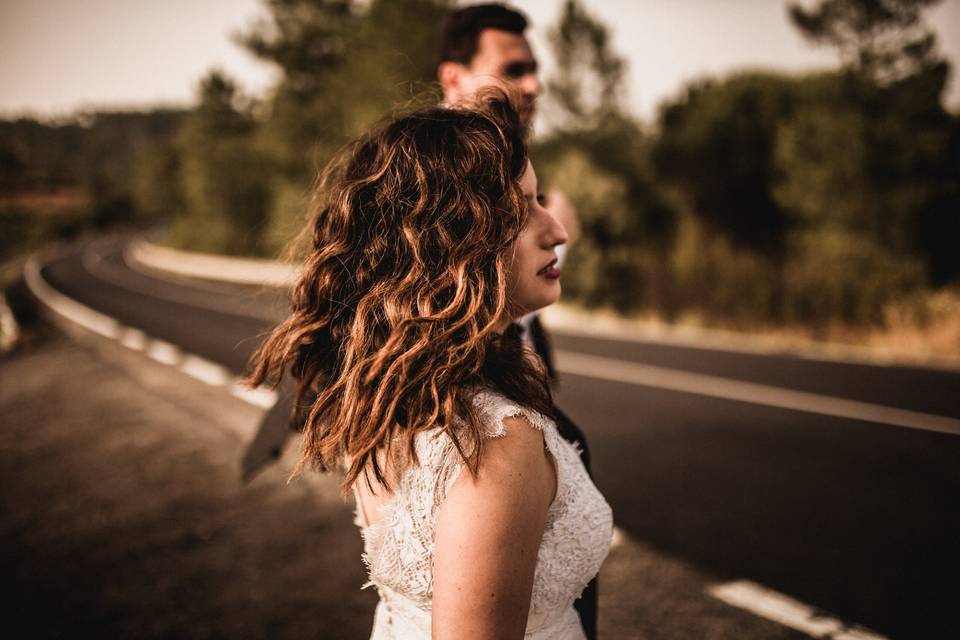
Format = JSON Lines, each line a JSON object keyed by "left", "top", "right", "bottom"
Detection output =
{"left": 0, "top": 292, "right": 20, "bottom": 352}
{"left": 27, "top": 249, "right": 278, "bottom": 411}
{"left": 230, "top": 382, "right": 278, "bottom": 409}
{"left": 708, "top": 580, "right": 888, "bottom": 639}
{"left": 31, "top": 247, "right": 959, "bottom": 435}
{"left": 146, "top": 339, "right": 182, "bottom": 365}
{"left": 557, "top": 350, "right": 960, "bottom": 436}
{"left": 180, "top": 354, "right": 232, "bottom": 387}
{"left": 120, "top": 327, "right": 147, "bottom": 351}
{"left": 25, "top": 256, "right": 121, "bottom": 339}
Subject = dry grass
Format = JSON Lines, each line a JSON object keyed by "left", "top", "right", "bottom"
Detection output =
{"left": 546, "top": 287, "right": 960, "bottom": 369}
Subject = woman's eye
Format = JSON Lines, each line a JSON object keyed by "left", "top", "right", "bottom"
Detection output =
{"left": 536, "top": 194, "right": 546, "bottom": 206}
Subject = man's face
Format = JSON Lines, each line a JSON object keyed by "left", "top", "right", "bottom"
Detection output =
{"left": 446, "top": 29, "right": 541, "bottom": 125}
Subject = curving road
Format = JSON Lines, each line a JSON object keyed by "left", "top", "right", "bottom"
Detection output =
{"left": 38, "top": 236, "right": 960, "bottom": 639}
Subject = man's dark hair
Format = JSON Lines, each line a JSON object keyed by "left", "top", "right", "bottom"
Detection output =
{"left": 436, "top": 3, "right": 529, "bottom": 66}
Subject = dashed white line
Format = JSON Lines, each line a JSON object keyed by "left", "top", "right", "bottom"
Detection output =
{"left": 146, "top": 339, "right": 182, "bottom": 366}
{"left": 708, "top": 580, "right": 888, "bottom": 639}
{"left": 35, "top": 245, "right": 931, "bottom": 640}
{"left": 27, "top": 249, "right": 277, "bottom": 411}
{"left": 120, "top": 327, "right": 147, "bottom": 351}
{"left": 556, "top": 350, "right": 960, "bottom": 436}
{"left": 180, "top": 354, "right": 232, "bottom": 386}
{"left": 25, "top": 256, "right": 122, "bottom": 339}
{"left": 230, "top": 382, "right": 278, "bottom": 409}
{"left": 0, "top": 292, "right": 20, "bottom": 352}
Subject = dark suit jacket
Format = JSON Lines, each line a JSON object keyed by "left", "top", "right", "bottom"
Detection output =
{"left": 526, "top": 315, "right": 598, "bottom": 640}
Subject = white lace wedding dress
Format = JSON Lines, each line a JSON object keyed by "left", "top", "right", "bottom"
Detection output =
{"left": 353, "top": 389, "right": 613, "bottom": 639}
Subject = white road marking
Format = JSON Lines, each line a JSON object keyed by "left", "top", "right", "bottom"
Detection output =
{"left": 120, "top": 328, "right": 147, "bottom": 351}
{"left": 230, "top": 383, "right": 278, "bottom": 409}
{"left": 832, "top": 629, "right": 889, "bottom": 640}
{"left": 709, "top": 580, "right": 888, "bottom": 639}
{"left": 26, "top": 248, "right": 280, "bottom": 411}
{"left": 0, "top": 292, "right": 20, "bottom": 352}
{"left": 146, "top": 339, "right": 182, "bottom": 365}
{"left": 556, "top": 350, "right": 960, "bottom": 436}
{"left": 180, "top": 354, "right": 232, "bottom": 386}
{"left": 25, "top": 256, "right": 121, "bottom": 339}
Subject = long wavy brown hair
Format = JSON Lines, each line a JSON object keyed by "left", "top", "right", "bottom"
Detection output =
{"left": 246, "top": 95, "right": 553, "bottom": 493}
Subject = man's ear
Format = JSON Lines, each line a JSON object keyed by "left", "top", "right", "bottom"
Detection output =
{"left": 438, "top": 61, "right": 466, "bottom": 99}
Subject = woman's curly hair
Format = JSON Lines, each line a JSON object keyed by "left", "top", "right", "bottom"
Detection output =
{"left": 246, "top": 95, "right": 553, "bottom": 493}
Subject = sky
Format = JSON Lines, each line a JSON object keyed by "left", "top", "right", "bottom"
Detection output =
{"left": 2, "top": 0, "right": 960, "bottom": 122}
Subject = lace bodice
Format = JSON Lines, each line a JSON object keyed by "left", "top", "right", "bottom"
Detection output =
{"left": 354, "top": 389, "right": 613, "bottom": 639}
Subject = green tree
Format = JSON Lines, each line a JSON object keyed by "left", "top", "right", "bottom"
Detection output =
{"left": 788, "top": 0, "right": 944, "bottom": 84}
{"left": 543, "top": 0, "right": 625, "bottom": 130}
{"left": 653, "top": 73, "right": 796, "bottom": 254}
{"left": 535, "top": 0, "right": 674, "bottom": 314}
{"left": 786, "top": 0, "right": 959, "bottom": 286}
{"left": 236, "top": 0, "right": 449, "bottom": 251}
{"left": 172, "top": 71, "right": 271, "bottom": 255}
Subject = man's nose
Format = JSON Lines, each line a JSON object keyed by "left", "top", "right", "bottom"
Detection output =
{"left": 520, "top": 73, "right": 541, "bottom": 98}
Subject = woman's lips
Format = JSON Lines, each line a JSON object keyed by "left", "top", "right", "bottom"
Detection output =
{"left": 537, "top": 259, "right": 560, "bottom": 280}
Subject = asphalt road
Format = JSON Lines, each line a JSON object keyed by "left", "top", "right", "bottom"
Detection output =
{"left": 40, "top": 237, "right": 960, "bottom": 638}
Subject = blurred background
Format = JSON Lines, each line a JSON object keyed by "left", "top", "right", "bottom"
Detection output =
{"left": 3, "top": 2, "right": 960, "bottom": 639}
{"left": 3, "top": 0, "right": 958, "bottom": 352}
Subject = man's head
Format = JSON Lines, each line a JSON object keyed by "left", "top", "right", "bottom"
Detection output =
{"left": 436, "top": 3, "right": 540, "bottom": 126}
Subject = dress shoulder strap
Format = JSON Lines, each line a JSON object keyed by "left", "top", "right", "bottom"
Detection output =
{"left": 468, "top": 388, "right": 556, "bottom": 438}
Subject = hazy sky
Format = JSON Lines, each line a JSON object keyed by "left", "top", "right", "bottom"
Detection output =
{"left": 2, "top": 0, "right": 959, "bottom": 121}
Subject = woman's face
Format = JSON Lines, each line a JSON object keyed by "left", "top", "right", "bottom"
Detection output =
{"left": 505, "top": 161, "right": 568, "bottom": 318}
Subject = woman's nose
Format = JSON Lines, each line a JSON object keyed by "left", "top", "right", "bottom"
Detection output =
{"left": 544, "top": 210, "right": 569, "bottom": 248}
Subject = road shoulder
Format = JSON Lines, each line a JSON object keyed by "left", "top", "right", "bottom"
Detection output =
{"left": 0, "top": 334, "right": 375, "bottom": 638}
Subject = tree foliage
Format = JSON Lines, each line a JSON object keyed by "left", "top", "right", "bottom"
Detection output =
{"left": 544, "top": 0, "right": 625, "bottom": 130}
{"left": 4, "top": 0, "right": 957, "bottom": 331}
{"left": 234, "top": 0, "right": 449, "bottom": 251}
{"left": 788, "top": 0, "right": 944, "bottom": 83}
{"left": 237, "top": 0, "right": 448, "bottom": 180}
{"left": 653, "top": 74, "right": 796, "bottom": 254}
{"left": 535, "top": 1, "right": 673, "bottom": 313}
{"left": 170, "top": 71, "right": 271, "bottom": 255}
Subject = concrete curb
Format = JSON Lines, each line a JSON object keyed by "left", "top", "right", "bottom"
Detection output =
{"left": 23, "top": 245, "right": 277, "bottom": 411}
{"left": 127, "top": 237, "right": 960, "bottom": 373}
{"left": 128, "top": 239, "right": 298, "bottom": 287}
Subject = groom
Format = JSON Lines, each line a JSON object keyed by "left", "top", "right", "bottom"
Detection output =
{"left": 437, "top": 2, "right": 582, "bottom": 393}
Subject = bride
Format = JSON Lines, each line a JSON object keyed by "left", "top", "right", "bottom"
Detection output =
{"left": 247, "top": 94, "right": 612, "bottom": 639}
